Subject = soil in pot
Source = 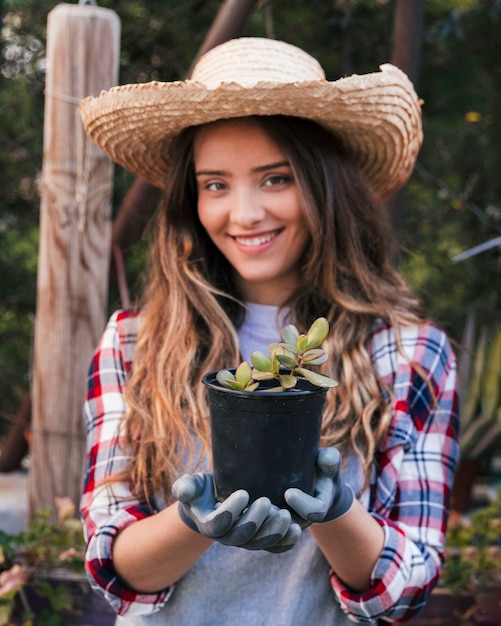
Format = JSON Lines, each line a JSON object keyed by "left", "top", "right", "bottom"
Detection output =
{"left": 203, "top": 370, "right": 327, "bottom": 508}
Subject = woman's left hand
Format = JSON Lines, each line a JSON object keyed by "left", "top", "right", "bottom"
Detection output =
{"left": 285, "top": 447, "right": 354, "bottom": 526}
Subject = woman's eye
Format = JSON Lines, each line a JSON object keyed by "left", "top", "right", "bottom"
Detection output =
{"left": 264, "top": 174, "right": 291, "bottom": 187}
{"left": 204, "top": 181, "right": 226, "bottom": 191}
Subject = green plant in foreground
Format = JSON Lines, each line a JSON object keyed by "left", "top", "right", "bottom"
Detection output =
{"left": 0, "top": 498, "right": 86, "bottom": 625}
{"left": 216, "top": 317, "right": 338, "bottom": 392}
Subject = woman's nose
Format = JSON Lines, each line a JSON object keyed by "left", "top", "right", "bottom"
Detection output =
{"left": 230, "top": 187, "right": 266, "bottom": 227}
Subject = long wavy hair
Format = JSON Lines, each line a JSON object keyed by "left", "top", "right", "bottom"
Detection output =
{"left": 120, "top": 115, "right": 426, "bottom": 504}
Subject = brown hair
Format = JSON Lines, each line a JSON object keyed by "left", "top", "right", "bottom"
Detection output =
{"left": 120, "top": 116, "right": 425, "bottom": 503}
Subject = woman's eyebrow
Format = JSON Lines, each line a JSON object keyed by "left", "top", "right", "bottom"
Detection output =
{"left": 253, "top": 160, "right": 290, "bottom": 173}
{"left": 195, "top": 169, "right": 226, "bottom": 177}
{"left": 195, "top": 161, "right": 290, "bottom": 177}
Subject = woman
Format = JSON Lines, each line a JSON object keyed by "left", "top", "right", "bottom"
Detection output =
{"left": 79, "top": 38, "right": 459, "bottom": 625}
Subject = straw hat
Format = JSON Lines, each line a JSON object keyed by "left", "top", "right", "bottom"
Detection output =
{"left": 79, "top": 37, "right": 423, "bottom": 200}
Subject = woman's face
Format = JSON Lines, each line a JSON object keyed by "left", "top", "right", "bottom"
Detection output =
{"left": 194, "top": 118, "right": 310, "bottom": 305}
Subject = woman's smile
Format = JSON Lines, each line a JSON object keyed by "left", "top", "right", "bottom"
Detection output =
{"left": 194, "top": 118, "right": 310, "bottom": 305}
{"left": 231, "top": 228, "right": 284, "bottom": 251}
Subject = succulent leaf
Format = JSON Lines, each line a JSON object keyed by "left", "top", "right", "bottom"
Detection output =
{"left": 251, "top": 369, "right": 277, "bottom": 381}
{"left": 297, "top": 334, "right": 309, "bottom": 352}
{"left": 301, "top": 348, "right": 328, "bottom": 365}
{"left": 280, "top": 324, "right": 300, "bottom": 346}
{"left": 268, "top": 342, "right": 282, "bottom": 352}
{"left": 235, "top": 361, "right": 252, "bottom": 386}
{"left": 245, "top": 382, "right": 260, "bottom": 392}
{"left": 295, "top": 367, "right": 338, "bottom": 388}
{"left": 279, "top": 374, "right": 297, "bottom": 389}
{"left": 276, "top": 354, "right": 298, "bottom": 369}
{"left": 251, "top": 350, "right": 273, "bottom": 372}
{"left": 305, "top": 317, "right": 329, "bottom": 349}
{"left": 277, "top": 342, "right": 302, "bottom": 355}
{"left": 216, "top": 369, "right": 237, "bottom": 388}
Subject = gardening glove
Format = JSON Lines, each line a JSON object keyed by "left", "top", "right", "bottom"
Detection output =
{"left": 284, "top": 447, "right": 354, "bottom": 526}
{"left": 172, "top": 472, "right": 301, "bottom": 552}
{"left": 173, "top": 472, "right": 248, "bottom": 538}
{"left": 256, "top": 505, "right": 302, "bottom": 554}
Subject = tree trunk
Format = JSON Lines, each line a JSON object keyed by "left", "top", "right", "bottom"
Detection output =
{"left": 0, "top": 393, "right": 30, "bottom": 473}
{"left": 387, "top": 0, "right": 425, "bottom": 244}
{"left": 29, "top": 4, "right": 120, "bottom": 516}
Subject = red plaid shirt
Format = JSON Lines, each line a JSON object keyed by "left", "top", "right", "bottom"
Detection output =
{"left": 80, "top": 309, "right": 459, "bottom": 622}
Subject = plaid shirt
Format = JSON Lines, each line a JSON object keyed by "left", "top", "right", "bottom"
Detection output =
{"left": 81, "top": 309, "right": 459, "bottom": 622}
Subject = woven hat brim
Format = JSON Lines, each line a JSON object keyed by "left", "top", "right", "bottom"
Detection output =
{"left": 79, "top": 63, "right": 422, "bottom": 200}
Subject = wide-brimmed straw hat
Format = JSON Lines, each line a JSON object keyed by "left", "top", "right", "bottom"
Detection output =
{"left": 79, "top": 37, "right": 422, "bottom": 200}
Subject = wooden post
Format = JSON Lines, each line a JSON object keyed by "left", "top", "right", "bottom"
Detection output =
{"left": 30, "top": 3, "right": 120, "bottom": 516}
{"left": 386, "top": 0, "right": 425, "bottom": 244}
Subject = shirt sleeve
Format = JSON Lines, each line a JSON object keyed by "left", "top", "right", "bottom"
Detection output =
{"left": 329, "top": 323, "right": 460, "bottom": 623}
{"left": 80, "top": 310, "right": 175, "bottom": 617}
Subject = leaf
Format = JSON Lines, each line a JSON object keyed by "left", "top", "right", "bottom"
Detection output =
{"left": 251, "top": 350, "right": 273, "bottom": 372}
{"left": 297, "top": 334, "right": 309, "bottom": 352}
{"left": 305, "top": 317, "right": 329, "bottom": 349}
{"left": 277, "top": 342, "right": 302, "bottom": 355}
{"left": 460, "top": 414, "right": 493, "bottom": 457}
{"left": 54, "top": 497, "right": 75, "bottom": 523}
{"left": 278, "top": 374, "right": 297, "bottom": 389}
{"left": 280, "top": 323, "right": 300, "bottom": 346}
{"left": 276, "top": 354, "right": 298, "bottom": 369}
{"left": 301, "top": 348, "right": 328, "bottom": 365}
{"left": 270, "top": 343, "right": 299, "bottom": 357}
{"left": 295, "top": 367, "right": 338, "bottom": 388}
{"left": 458, "top": 309, "right": 477, "bottom": 393}
{"left": 235, "top": 361, "right": 252, "bottom": 387}
{"left": 0, "top": 564, "right": 27, "bottom": 596}
{"left": 469, "top": 419, "right": 501, "bottom": 458}
{"left": 251, "top": 369, "right": 276, "bottom": 381}
{"left": 460, "top": 326, "right": 488, "bottom": 432}
{"left": 216, "top": 369, "right": 237, "bottom": 388}
{"left": 480, "top": 325, "right": 501, "bottom": 422}
{"left": 244, "top": 382, "right": 260, "bottom": 392}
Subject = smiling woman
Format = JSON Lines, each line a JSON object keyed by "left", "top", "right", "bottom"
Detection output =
{"left": 77, "top": 37, "right": 458, "bottom": 626}
{"left": 194, "top": 117, "right": 310, "bottom": 305}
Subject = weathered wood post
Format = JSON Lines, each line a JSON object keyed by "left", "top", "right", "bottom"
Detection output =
{"left": 29, "top": 2, "right": 120, "bottom": 516}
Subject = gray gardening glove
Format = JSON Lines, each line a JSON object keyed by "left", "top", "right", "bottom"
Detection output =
{"left": 172, "top": 472, "right": 301, "bottom": 552}
{"left": 284, "top": 447, "right": 355, "bottom": 526}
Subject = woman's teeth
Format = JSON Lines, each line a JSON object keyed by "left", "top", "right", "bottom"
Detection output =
{"left": 234, "top": 231, "right": 279, "bottom": 247}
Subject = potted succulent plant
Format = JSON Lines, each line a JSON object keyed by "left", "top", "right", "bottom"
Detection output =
{"left": 202, "top": 317, "right": 338, "bottom": 508}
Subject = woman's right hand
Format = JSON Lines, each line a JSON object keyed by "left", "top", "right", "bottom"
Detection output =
{"left": 172, "top": 473, "right": 301, "bottom": 553}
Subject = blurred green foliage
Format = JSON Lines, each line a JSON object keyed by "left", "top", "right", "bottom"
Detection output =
{"left": 0, "top": 0, "right": 500, "bottom": 433}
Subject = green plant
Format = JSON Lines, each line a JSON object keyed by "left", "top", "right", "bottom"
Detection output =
{"left": 216, "top": 317, "right": 338, "bottom": 392}
{"left": 442, "top": 492, "right": 501, "bottom": 595}
{"left": 457, "top": 312, "right": 501, "bottom": 459}
{"left": 0, "top": 497, "right": 86, "bottom": 626}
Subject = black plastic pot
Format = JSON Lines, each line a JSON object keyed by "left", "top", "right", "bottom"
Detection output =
{"left": 202, "top": 370, "right": 327, "bottom": 508}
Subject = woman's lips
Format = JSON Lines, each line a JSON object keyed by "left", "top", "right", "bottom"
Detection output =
{"left": 231, "top": 229, "right": 283, "bottom": 248}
